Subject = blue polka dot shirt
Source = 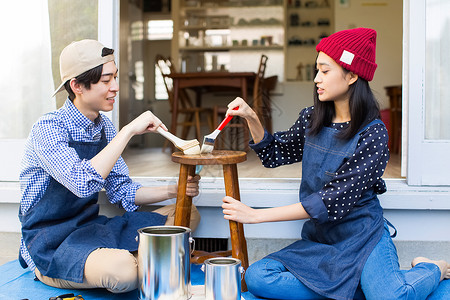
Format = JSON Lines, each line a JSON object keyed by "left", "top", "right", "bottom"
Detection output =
{"left": 250, "top": 106, "right": 389, "bottom": 222}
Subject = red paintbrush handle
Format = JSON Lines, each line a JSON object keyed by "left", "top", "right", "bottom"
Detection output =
{"left": 217, "top": 107, "right": 238, "bottom": 130}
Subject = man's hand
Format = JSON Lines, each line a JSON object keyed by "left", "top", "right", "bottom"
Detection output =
{"left": 168, "top": 174, "right": 201, "bottom": 199}
{"left": 185, "top": 174, "right": 200, "bottom": 197}
{"left": 127, "top": 111, "right": 167, "bottom": 136}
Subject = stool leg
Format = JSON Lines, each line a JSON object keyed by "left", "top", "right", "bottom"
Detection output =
{"left": 174, "top": 163, "right": 196, "bottom": 227}
{"left": 223, "top": 163, "right": 249, "bottom": 292}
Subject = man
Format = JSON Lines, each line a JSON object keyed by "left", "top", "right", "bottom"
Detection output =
{"left": 19, "top": 39, "right": 200, "bottom": 293}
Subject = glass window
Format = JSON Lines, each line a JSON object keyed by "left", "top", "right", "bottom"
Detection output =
{"left": 155, "top": 64, "right": 170, "bottom": 100}
{"left": 48, "top": 0, "right": 99, "bottom": 108}
{"left": 425, "top": 0, "right": 450, "bottom": 140}
{"left": 131, "top": 21, "right": 144, "bottom": 41}
{"left": 147, "top": 20, "right": 173, "bottom": 40}
{"left": 0, "top": 0, "right": 55, "bottom": 139}
{"left": 0, "top": 0, "right": 99, "bottom": 181}
{"left": 148, "top": 20, "right": 173, "bottom": 100}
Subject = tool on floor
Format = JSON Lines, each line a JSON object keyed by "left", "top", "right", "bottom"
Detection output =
{"left": 157, "top": 127, "right": 201, "bottom": 155}
{"left": 200, "top": 107, "right": 239, "bottom": 154}
{"left": 49, "top": 293, "right": 84, "bottom": 300}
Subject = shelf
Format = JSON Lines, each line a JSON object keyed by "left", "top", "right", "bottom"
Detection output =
{"left": 286, "top": 6, "right": 332, "bottom": 10}
{"left": 173, "top": 0, "right": 297, "bottom": 81}
{"left": 287, "top": 44, "right": 316, "bottom": 47}
{"left": 182, "top": 5, "right": 283, "bottom": 10}
{"left": 179, "top": 45, "right": 284, "bottom": 51}
{"left": 229, "top": 45, "right": 284, "bottom": 50}
{"left": 181, "top": 25, "right": 230, "bottom": 30}
{"left": 230, "top": 24, "right": 283, "bottom": 28}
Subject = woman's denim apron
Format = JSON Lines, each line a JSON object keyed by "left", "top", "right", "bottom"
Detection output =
{"left": 267, "top": 119, "right": 385, "bottom": 300}
{"left": 19, "top": 129, "right": 166, "bottom": 283}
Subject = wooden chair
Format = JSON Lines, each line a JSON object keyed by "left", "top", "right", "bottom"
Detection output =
{"left": 252, "top": 54, "right": 268, "bottom": 124}
{"left": 214, "top": 54, "right": 270, "bottom": 151}
{"left": 155, "top": 55, "right": 213, "bottom": 151}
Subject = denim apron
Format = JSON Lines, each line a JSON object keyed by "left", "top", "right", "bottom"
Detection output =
{"left": 267, "top": 119, "right": 385, "bottom": 300}
{"left": 19, "top": 129, "right": 167, "bottom": 283}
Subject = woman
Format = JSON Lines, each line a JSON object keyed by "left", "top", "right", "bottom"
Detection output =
{"left": 222, "top": 28, "right": 449, "bottom": 299}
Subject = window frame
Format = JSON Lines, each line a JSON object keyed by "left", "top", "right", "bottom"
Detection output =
{"left": 405, "top": 0, "right": 450, "bottom": 186}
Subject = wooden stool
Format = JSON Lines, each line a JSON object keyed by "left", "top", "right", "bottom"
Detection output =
{"left": 172, "top": 150, "right": 249, "bottom": 291}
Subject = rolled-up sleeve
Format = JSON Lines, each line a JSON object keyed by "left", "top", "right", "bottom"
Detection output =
{"left": 104, "top": 156, "right": 142, "bottom": 212}
{"left": 301, "top": 192, "right": 329, "bottom": 223}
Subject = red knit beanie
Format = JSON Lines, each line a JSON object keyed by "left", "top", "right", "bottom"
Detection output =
{"left": 316, "top": 27, "right": 377, "bottom": 81}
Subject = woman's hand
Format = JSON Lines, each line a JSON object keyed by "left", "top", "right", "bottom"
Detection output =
{"left": 226, "top": 97, "right": 257, "bottom": 121}
{"left": 223, "top": 197, "right": 311, "bottom": 224}
{"left": 222, "top": 196, "right": 259, "bottom": 224}
{"left": 127, "top": 111, "right": 167, "bottom": 136}
{"left": 226, "top": 97, "right": 265, "bottom": 144}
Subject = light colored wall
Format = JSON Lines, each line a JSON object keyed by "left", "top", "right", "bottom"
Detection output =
{"left": 334, "top": 0, "right": 403, "bottom": 109}
{"left": 271, "top": 81, "right": 315, "bottom": 131}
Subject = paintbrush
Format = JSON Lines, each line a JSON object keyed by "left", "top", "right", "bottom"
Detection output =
{"left": 200, "top": 107, "right": 238, "bottom": 154}
{"left": 157, "top": 127, "right": 201, "bottom": 155}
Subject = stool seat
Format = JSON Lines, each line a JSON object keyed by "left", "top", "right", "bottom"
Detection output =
{"left": 172, "top": 150, "right": 249, "bottom": 292}
{"left": 171, "top": 150, "right": 246, "bottom": 165}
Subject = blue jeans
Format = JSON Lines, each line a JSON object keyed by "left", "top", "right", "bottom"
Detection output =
{"left": 427, "top": 279, "right": 450, "bottom": 299}
{"left": 245, "top": 224, "right": 441, "bottom": 300}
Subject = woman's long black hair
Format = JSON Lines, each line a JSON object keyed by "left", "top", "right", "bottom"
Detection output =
{"left": 308, "top": 69, "right": 381, "bottom": 140}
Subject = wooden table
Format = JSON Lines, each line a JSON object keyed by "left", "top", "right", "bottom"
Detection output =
{"left": 169, "top": 72, "right": 256, "bottom": 138}
{"left": 171, "top": 150, "right": 249, "bottom": 291}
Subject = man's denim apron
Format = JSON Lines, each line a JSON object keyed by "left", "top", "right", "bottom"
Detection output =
{"left": 267, "top": 119, "right": 385, "bottom": 300}
{"left": 19, "top": 129, "right": 166, "bottom": 283}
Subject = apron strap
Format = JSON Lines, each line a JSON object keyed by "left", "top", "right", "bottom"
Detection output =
{"left": 18, "top": 252, "right": 28, "bottom": 269}
{"left": 384, "top": 218, "right": 397, "bottom": 238}
{"left": 358, "top": 118, "right": 384, "bottom": 136}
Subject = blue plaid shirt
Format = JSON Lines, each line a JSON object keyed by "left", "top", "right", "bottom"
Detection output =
{"left": 19, "top": 99, "right": 142, "bottom": 271}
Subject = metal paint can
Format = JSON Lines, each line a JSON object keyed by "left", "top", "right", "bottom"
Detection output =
{"left": 137, "top": 226, "right": 193, "bottom": 300}
{"left": 201, "top": 257, "right": 245, "bottom": 300}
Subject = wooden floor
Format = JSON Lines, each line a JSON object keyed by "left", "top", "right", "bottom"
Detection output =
{"left": 122, "top": 147, "right": 402, "bottom": 179}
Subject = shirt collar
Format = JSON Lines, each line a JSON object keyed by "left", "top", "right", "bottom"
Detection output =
{"left": 63, "top": 98, "right": 103, "bottom": 131}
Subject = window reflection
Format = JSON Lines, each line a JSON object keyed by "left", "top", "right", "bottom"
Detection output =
{"left": 425, "top": 0, "right": 450, "bottom": 139}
